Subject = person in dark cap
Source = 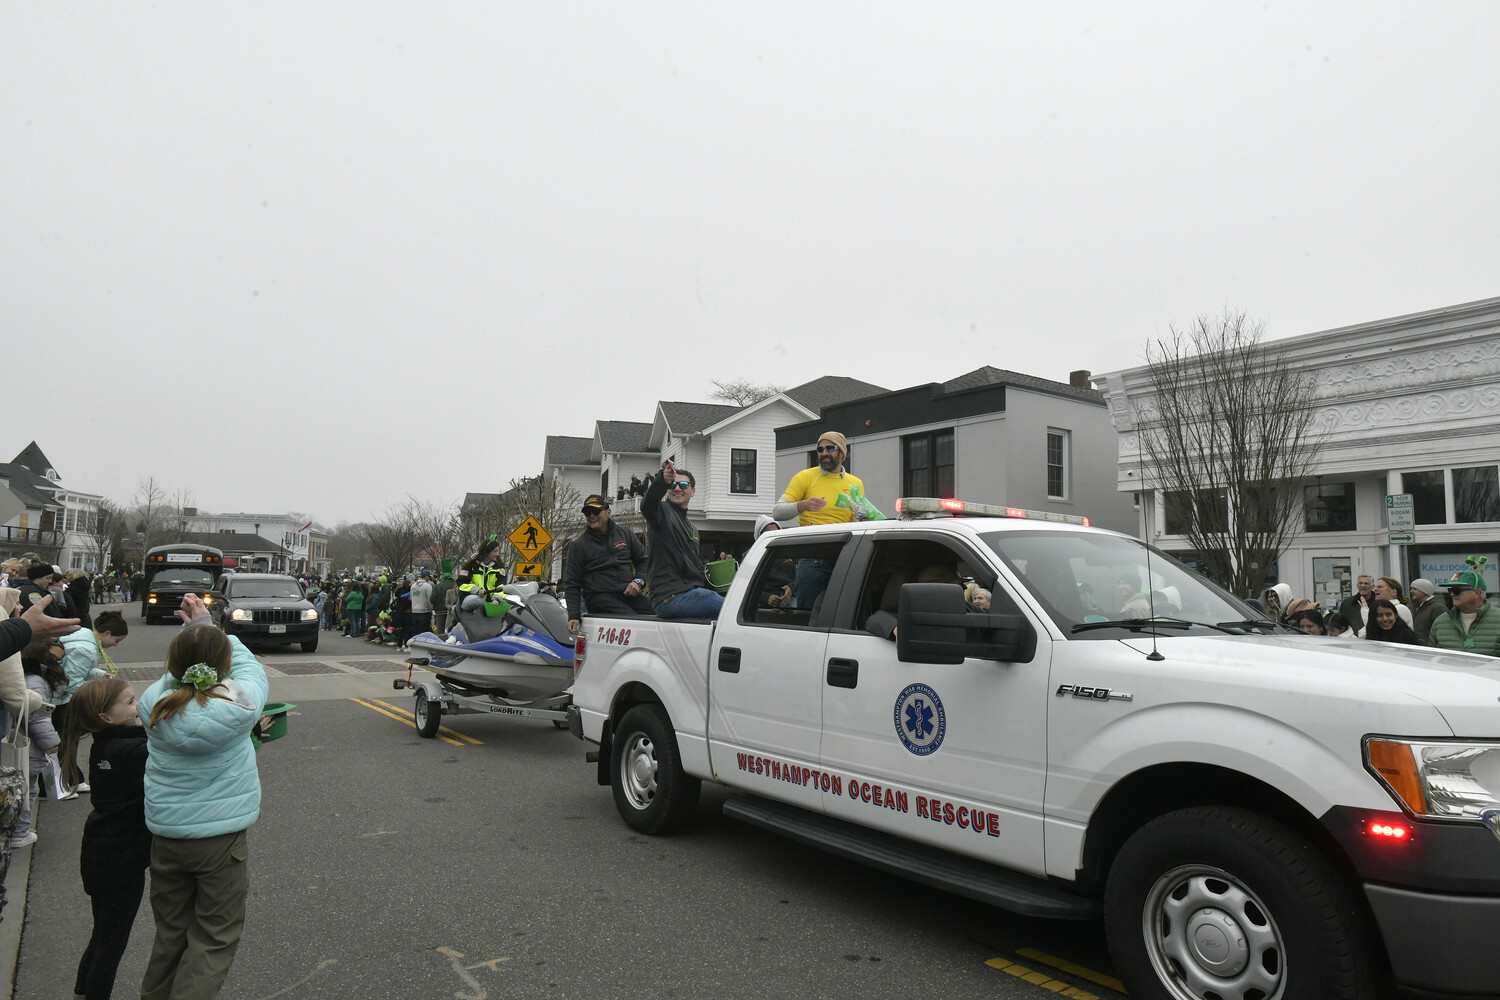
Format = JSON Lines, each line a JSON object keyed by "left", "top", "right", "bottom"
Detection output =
{"left": 17, "top": 563, "right": 69, "bottom": 619}
{"left": 1428, "top": 557, "right": 1500, "bottom": 656}
{"left": 564, "top": 495, "right": 651, "bottom": 634}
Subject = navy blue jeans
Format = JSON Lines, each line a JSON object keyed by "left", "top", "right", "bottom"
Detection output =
{"left": 655, "top": 587, "right": 725, "bottom": 619}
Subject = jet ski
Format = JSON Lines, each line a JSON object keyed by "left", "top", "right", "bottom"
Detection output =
{"left": 405, "top": 582, "right": 575, "bottom": 704}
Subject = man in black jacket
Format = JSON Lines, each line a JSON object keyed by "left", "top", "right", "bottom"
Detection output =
{"left": 641, "top": 463, "right": 723, "bottom": 620}
{"left": 565, "top": 495, "right": 652, "bottom": 634}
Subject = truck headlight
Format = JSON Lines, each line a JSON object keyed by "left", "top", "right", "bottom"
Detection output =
{"left": 230, "top": 608, "right": 253, "bottom": 621}
{"left": 1366, "top": 738, "right": 1500, "bottom": 824}
{"left": 301, "top": 608, "right": 318, "bottom": 621}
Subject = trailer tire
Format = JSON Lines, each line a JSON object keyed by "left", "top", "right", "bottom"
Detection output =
{"left": 414, "top": 689, "right": 442, "bottom": 738}
{"left": 611, "top": 704, "right": 699, "bottom": 835}
{"left": 1104, "top": 806, "right": 1385, "bottom": 1000}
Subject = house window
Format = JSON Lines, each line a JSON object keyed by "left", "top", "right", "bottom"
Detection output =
{"left": 1046, "top": 429, "right": 1069, "bottom": 500}
{"left": 902, "top": 431, "right": 954, "bottom": 498}
{"left": 730, "top": 449, "right": 757, "bottom": 494}
{"left": 1407, "top": 470, "right": 1446, "bottom": 524}
{"left": 1304, "top": 482, "right": 1356, "bottom": 532}
{"left": 600, "top": 470, "right": 610, "bottom": 499}
{"left": 1455, "top": 466, "right": 1500, "bottom": 523}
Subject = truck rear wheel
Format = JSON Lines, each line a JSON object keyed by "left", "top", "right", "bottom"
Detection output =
{"left": 611, "top": 704, "right": 700, "bottom": 835}
{"left": 1104, "top": 806, "right": 1384, "bottom": 1000}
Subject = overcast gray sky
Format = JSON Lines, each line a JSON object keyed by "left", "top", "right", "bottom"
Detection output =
{"left": 5, "top": 3, "right": 1496, "bottom": 524}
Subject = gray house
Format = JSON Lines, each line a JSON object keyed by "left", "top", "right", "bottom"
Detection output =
{"left": 775, "top": 366, "right": 1136, "bottom": 534}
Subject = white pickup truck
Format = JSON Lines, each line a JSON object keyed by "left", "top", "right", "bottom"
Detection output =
{"left": 567, "top": 498, "right": 1500, "bottom": 1000}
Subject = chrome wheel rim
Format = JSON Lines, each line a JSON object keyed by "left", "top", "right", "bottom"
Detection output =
{"left": 620, "top": 732, "right": 658, "bottom": 810}
{"left": 1141, "top": 864, "right": 1286, "bottom": 1000}
{"left": 414, "top": 693, "right": 429, "bottom": 728}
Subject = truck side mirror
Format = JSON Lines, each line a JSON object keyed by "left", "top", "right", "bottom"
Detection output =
{"left": 896, "top": 583, "right": 1036, "bottom": 664}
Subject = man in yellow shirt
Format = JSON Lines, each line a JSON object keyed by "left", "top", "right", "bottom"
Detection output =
{"left": 772, "top": 431, "right": 864, "bottom": 610}
{"left": 773, "top": 431, "right": 864, "bottom": 527}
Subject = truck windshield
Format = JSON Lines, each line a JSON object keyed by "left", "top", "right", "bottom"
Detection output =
{"left": 229, "top": 580, "right": 305, "bottom": 599}
{"left": 979, "top": 529, "right": 1264, "bottom": 637}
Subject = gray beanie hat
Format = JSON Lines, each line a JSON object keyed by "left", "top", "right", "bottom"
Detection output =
{"left": 1409, "top": 578, "right": 1437, "bottom": 598}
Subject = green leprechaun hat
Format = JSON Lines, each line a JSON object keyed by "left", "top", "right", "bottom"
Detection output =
{"left": 1443, "top": 555, "right": 1488, "bottom": 591}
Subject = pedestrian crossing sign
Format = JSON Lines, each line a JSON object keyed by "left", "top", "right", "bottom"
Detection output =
{"left": 508, "top": 516, "right": 552, "bottom": 561}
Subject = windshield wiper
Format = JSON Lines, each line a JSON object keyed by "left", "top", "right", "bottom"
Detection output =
{"left": 1072, "top": 617, "right": 1206, "bottom": 634}
{"left": 1214, "top": 619, "right": 1293, "bottom": 634}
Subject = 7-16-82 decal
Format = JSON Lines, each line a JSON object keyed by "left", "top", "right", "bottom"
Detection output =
{"left": 595, "top": 626, "right": 631, "bottom": 645}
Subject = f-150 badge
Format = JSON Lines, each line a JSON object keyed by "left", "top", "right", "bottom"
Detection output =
{"left": 1055, "top": 684, "right": 1133, "bottom": 702}
{"left": 894, "top": 683, "right": 946, "bottom": 756}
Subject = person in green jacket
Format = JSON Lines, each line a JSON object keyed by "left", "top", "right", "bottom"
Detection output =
{"left": 1428, "top": 557, "right": 1500, "bottom": 656}
{"left": 343, "top": 584, "right": 366, "bottom": 637}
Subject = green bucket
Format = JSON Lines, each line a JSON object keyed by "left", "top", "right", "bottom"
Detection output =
{"left": 253, "top": 702, "right": 297, "bottom": 752}
{"left": 706, "top": 558, "right": 737, "bottom": 595}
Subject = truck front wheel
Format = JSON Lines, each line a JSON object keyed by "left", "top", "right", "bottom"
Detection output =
{"left": 611, "top": 704, "right": 700, "bottom": 835}
{"left": 1104, "top": 806, "right": 1385, "bottom": 1000}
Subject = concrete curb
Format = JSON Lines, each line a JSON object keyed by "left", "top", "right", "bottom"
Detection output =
{"left": 0, "top": 836, "right": 32, "bottom": 1000}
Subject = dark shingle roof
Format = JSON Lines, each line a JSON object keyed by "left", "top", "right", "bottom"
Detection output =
{"left": 597, "top": 420, "right": 654, "bottom": 453}
{"left": 0, "top": 463, "right": 59, "bottom": 510}
{"left": 941, "top": 366, "right": 1103, "bottom": 405}
{"left": 545, "top": 435, "right": 596, "bottom": 467}
{"left": 658, "top": 401, "right": 743, "bottom": 435}
{"left": 11, "top": 442, "right": 56, "bottom": 479}
{"left": 178, "top": 531, "right": 281, "bottom": 553}
{"left": 785, "top": 376, "right": 888, "bottom": 415}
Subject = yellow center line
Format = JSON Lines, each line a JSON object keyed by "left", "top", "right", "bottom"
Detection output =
{"left": 372, "top": 698, "right": 483, "bottom": 744}
{"left": 350, "top": 698, "right": 463, "bottom": 747}
{"left": 1016, "top": 947, "right": 1126, "bottom": 995}
{"left": 985, "top": 957, "right": 1102, "bottom": 999}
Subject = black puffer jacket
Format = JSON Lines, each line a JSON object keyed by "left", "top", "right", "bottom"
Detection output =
{"left": 80, "top": 726, "right": 151, "bottom": 894}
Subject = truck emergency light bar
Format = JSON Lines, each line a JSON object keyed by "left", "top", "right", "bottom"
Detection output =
{"left": 894, "top": 497, "right": 1089, "bottom": 527}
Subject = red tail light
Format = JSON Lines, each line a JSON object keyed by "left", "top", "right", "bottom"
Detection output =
{"left": 573, "top": 635, "right": 586, "bottom": 676}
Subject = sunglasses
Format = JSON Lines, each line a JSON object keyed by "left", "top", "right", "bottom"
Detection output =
{"left": 1448, "top": 586, "right": 1475, "bottom": 595}
{"left": 668, "top": 480, "right": 693, "bottom": 490}
{"left": 816, "top": 445, "right": 840, "bottom": 453}
{"left": 582, "top": 507, "right": 607, "bottom": 516}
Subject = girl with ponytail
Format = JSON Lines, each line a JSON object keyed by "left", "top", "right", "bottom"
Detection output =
{"left": 54, "top": 609, "right": 129, "bottom": 791}
{"left": 59, "top": 675, "right": 150, "bottom": 1000}
{"left": 136, "top": 595, "right": 267, "bottom": 1000}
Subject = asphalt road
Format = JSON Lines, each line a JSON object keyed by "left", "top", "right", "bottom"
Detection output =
{"left": 14, "top": 659, "right": 1128, "bottom": 1000}
{"left": 92, "top": 599, "right": 388, "bottom": 669}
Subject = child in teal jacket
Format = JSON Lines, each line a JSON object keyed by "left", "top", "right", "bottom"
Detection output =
{"left": 136, "top": 595, "right": 268, "bottom": 1000}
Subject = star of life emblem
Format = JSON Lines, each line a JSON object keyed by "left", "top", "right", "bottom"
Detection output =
{"left": 893, "top": 682, "right": 946, "bottom": 756}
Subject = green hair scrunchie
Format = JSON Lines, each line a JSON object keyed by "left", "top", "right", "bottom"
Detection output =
{"left": 173, "top": 663, "right": 220, "bottom": 691}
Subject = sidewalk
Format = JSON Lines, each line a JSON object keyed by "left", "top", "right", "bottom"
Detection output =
{"left": 0, "top": 841, "right": 29, "bottom": 1000}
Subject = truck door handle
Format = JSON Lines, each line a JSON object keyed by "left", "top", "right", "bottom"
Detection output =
{"left": 718, "top": 647, "right": 741, "bottom": 673}
{"left": 826, "top": 658, "right": 858, "bottom": 689}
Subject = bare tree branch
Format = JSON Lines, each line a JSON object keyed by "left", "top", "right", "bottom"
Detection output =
{"left": 1134, "top": 309, "right": 1323, "bottom": 597}
{"left": 708, "top": 378, "right": 785, "bottom": 407}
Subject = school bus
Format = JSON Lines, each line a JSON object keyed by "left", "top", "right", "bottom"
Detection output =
{"left": 141, "top": 543, "right": 225, "bottom": 624}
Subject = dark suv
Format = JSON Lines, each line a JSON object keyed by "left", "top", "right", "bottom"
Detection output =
{"left": 210, "top": 573, "right": 319, "bottom": 652}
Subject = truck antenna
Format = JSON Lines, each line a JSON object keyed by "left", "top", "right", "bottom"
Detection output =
{"left": 1144, "top": 539, "right": 1164, "bottom": 661}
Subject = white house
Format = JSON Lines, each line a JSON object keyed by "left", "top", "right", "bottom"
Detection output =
{"left": 0, "top": 443, "right": 107, "bottom": 571}
{"left": 182, "top": 511, "right": 316, "bottom": 574}
{"left": 1096, "top": 296, "right": 1500, "bottom": 605}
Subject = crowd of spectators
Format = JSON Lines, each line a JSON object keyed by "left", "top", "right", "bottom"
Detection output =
{"left": 1254, "top": 562, "right": 1498, "bottom": 655}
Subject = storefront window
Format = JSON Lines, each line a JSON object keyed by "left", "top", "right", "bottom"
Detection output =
{"left": 1406, "top": 470, "right": 1447, "bottom": 524}
{"left": 1454, "top": 466, "right": 1500, "bottom": 524}
{"left": 1304, "top": 483, "right": 1356, "bottom": 532}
